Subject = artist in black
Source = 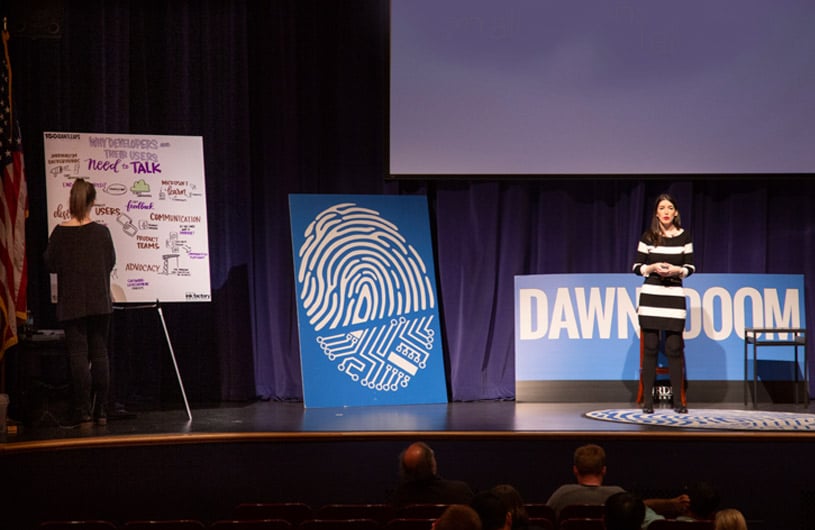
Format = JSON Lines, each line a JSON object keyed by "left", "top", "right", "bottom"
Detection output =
{"left": 45, "top": 178, "right": 116, "bottom": 427}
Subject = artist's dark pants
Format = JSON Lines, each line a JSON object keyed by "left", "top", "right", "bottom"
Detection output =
{"left": 64, "top": 314, "right": 111, "bottom": 417}
{"left": 641, "top": 328, "right": 685, "bottom": 406}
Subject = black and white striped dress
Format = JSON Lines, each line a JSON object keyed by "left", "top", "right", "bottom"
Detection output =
{"left": 632, "top": 230, "right": 695, "bottom": 332}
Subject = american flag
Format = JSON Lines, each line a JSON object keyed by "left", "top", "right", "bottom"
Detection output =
{"left": 1, "top": 26, "right": 28, "bottom": 361}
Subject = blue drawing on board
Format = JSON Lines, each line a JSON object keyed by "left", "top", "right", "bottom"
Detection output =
{"left": 290, "top": 195, "right": 447, "bottom": 407}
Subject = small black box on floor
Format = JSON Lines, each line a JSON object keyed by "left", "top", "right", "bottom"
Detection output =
{"left": 16, "top": 330, "right": 73, "bottom": 426}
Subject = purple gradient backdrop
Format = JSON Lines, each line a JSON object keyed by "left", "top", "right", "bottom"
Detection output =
{"left": 390, "top": 0, "right": 815, "bottom": 175}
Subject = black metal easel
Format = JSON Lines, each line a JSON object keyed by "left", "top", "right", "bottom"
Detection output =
{"left": 114, "top": 300, "right": 192, "bottom": 421}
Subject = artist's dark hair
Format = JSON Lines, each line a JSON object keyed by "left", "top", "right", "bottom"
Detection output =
{"left": 69, "top": 178, "right": 96, "bottom": 220}
{"left": 646, "top": 193, "right": 682, "bottom": 245}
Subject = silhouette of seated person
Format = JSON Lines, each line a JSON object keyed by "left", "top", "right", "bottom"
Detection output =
{"left": 434, "top": 504, "right": 483, "bottom": 530}
{"left": 605, "top": 492, "right": 646, "bottom": 530}
{"left": 491, "top": 484, "right": 547, "bottom": 530}
{"left": 546, "top": 444, "right": 626, "bottom": 517}
{"left": 390, "top": 441, "right": 475, "bottom": 507}
{"left": 470, "top": 491, "right": 512, "bottom": 530}
{"left": 713, "top": 508, "right": 747, "bottom": 530}
{"left": 546, "top": 444, "right": 688, "bottom": 525}
{"left": 676, "top": 481, "right": 720, "bottom": 522}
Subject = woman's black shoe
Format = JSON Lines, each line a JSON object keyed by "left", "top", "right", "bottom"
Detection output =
{"left": 94, "top": 403, "right": 108, "bottom": 425}
{"left": 60, "top": 413, "right": 93, "bottom": 429}
{"left": 675, "top": 405, "right": 688, "bottom": 414}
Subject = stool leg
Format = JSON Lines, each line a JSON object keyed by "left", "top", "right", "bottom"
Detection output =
{"left": 806, "top": 339, "right": 810, "bottom": 407}
{"left": 744, "top": 336, "right": 748, "bottom": 407}
{"left": 794, "top": 344, "right": 799, "bottom": 406}
{"left": 753, "top": 343, "right": 758, "bottom": 409}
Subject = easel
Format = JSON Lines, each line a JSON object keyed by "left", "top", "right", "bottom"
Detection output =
{"left": 114, "top": 300, "right": 192, "bottom": 421}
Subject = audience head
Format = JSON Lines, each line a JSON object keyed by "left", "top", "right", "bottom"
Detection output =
{"left": 573, "top": 444, "right": 607, "bottom": 479}
{"left": 470, "top": 491, "right": 511, "bottom": 530}
{"left": 434, "top": 504, "right": 482, "bottom": 530}
{"left": 714, "top": 508, "right": 748, "bottom": 530}
{"left": 604, "top": 492, "right": 645, "bottom": 530}
{"left": 685, "top": 481, "right": 721, "bottom": 519}
{"left": 399, "top": 441, "right": 438, "bottom": 481}
{"left": 490, "top": 484, "right": 529, "bottom": 529}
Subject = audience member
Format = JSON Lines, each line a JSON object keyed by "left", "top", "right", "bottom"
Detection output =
{"left": 434, "top": 504, "right": 482, "bottom": 530}
{"left": 676, "top": 481, "right": 720, "bottom": 521}
{"left": 491, "top": 484, "right": 545, "bottom": 530}
{"left": 470, "top": 491, "right": 511, "bottom": 530}
{"left": 546, "top": 444, "right": 625, "bottom": 516}
{"left": 545, "top": 444, "right": 688, "bottom": 525}
{"left": 389, "top": 441, "right": 475, "bottom": 506}
{"left": 714, "top": 508, "right": 748, "bottom": 530}
{"left": 605, "top": 492, "right": 646, "bottom": 530}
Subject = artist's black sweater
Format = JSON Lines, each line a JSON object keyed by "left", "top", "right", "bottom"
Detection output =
{"left": 44, "top": 222, "right": 116, "bottom": 321}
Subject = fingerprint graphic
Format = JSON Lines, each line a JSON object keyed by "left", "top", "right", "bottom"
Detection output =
{"left": 296, "top": 202, "right": 437, "bottom": 392}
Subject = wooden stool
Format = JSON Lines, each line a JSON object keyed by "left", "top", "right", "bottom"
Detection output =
{"left": 636, "top": 333, "right": 686, "bottom": 407}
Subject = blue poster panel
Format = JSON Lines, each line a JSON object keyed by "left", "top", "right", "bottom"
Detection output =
{"left": 515, "top": 273, "right": 806, "bottom": 382}
{"left": 289, "top": 194, "right": 448, "bottom": 407}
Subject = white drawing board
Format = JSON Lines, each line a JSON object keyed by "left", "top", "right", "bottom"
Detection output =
{"left": 44, "top": 131, "right": 211, "bottom": 303}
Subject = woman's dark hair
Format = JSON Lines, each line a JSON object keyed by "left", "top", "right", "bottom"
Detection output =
{"left": 605, "top": 492, "right": 645, "bottom": 530}
{"left": 470, "top": 491, "right": 508, "bottom": 530}
{"left": 69, "top": 178, "right": 96, "bottom": 220}
{"left": 686, "top": 481, "right": 720, "bottom": 518}
{"left": 646, "top": 193, "right": 682, "bottom": 245}
{"left": 491, "top": 484, "right": 529, "bottom": 529}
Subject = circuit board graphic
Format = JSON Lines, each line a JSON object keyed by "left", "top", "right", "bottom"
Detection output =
{"left": 295, "top": 202, "right": 437, "bottom": 393}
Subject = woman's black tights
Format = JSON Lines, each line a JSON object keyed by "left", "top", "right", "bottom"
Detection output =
{"left": 641, "top": 328, "right": 684, "bottom": 408}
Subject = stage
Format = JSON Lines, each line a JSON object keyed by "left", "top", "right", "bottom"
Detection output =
{"left": 2, "top": 400, "right": 814, "bottom": 530}
{"left": 3, "top": 400, "right": 815, "bottom": 447}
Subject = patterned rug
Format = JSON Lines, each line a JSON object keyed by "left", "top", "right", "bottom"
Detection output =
{"left": 585, "top": 408, "right": 815, "bottom": 431}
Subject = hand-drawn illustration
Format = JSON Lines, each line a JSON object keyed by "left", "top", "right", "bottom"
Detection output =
{"left": 116, "top": 212, "right": 138, "bottom": 237}
{"left": 44, "top": 132, "right": 210, "bottom": 303}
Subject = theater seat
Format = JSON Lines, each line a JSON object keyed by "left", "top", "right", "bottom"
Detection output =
{"left": 210, "top": 520, "right": 294, "bottom": 530}
{"left": 233, "top": 504, "right": 314, "bottom": 525}
{"left": 393, "top": 504, "right": 448, "bottom": 520}
{"left": 316, "top": 504, "right": 396, "bottom": 524}
{"left": 382, "top": 518, "right": 435, "bottom": 530}
{"left": 647, "top": 520, "right": 713, "bottom": 530}
{"left": 123, "top": 521, "right": 205, "bottom": 530}
{"left": 40, "top": 521, "right": 118, "bottom": 530}
{"left": 298, "top": 519, "right": 380, "bottom": 530}
{"left": 557, "top": 504, "right": 605, "bottom": 523}
{"left": 528, "top": 518, "right": 555, "bottom": 530}
{"left": 524, "top": 504, "right": 556, "bottom": 527}
{"left": 557, "top": 519, "right": 604, "bottom": 530}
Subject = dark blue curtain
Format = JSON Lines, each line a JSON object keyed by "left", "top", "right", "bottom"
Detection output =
{"left": 9, "top": 0, "right": 814, "bottom": 405}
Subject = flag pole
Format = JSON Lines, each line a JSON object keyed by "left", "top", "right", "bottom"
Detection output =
{"left": 3, "top": 17, "right": 12, "bottom": 142}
